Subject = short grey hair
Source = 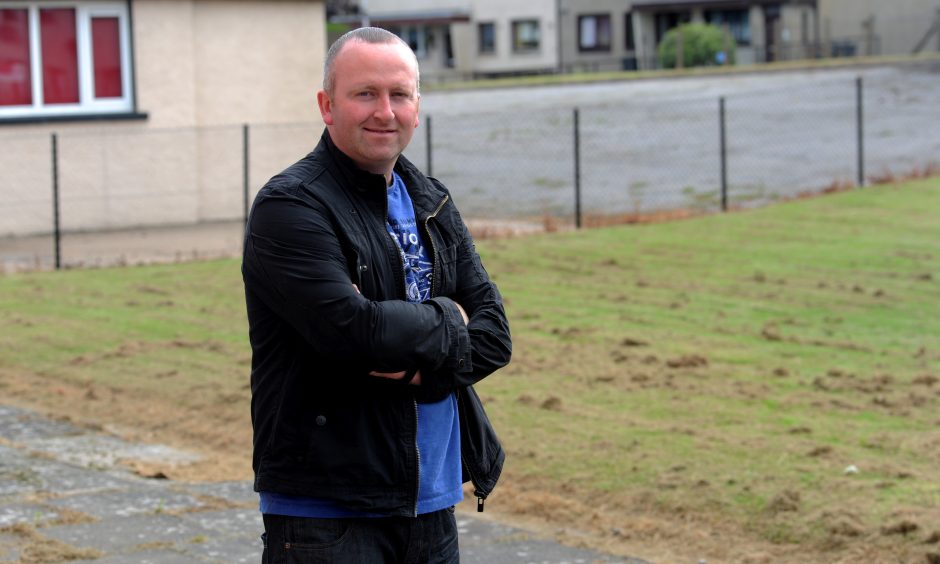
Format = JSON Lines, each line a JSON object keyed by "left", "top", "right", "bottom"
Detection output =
{"left": 323, "top": 27, "right": 420, "bottom": 96}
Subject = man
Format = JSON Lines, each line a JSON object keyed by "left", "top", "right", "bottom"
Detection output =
{"left": 242, "top": 27, "right": 511, "bottom": 563}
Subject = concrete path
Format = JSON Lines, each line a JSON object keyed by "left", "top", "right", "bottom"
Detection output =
{"left": 0, "top": 404, "right": 643, "bottom": 563}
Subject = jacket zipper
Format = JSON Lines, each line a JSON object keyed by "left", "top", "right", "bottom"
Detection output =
{"left": 463, "top": 450, "right": 488, "bottom": 512}
{"left": 423, "top": 194, "right": 449, "bottom": 298}
{"left": 455, "top": 388, "right": 489, "bottom": 512}
{"left": 410, "top": 194, "right": 447, "bottom": 516}
{"left": 413, "top": 400, "right": 420, "bottom": 516}
{"left": 414, "top": 196, "right": 448, "bottom": 517}
{"left": 385, "top": 181, "right": 422, "bottom": 516}
{"left": 425, "top": 205, "right": 490, "bottom": 512}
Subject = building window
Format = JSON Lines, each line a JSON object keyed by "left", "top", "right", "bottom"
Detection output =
{"left": 624, "top": 11, "right": 635, "bottom": 51}
{"left": 387, "top": 25, "right": 428, "bottom": 59}
{"left": 511, "top": 19, "right": 540, "bottom": 52}
{"left": 0, "top": 8, "right": 32, "bottom": 106}
{"left": 0, "top": 2, "right": 134, "bottom": 119}
{"left": 478, "top": 22, "right": 495, "bottom": 54}
{"left": 578, "top": 14, "right": 611, "bottom": 52}
{"left": 654, "top": 11, "right": 691, "bottom": 43}
{"left": 705, "top": 9, "right": 751, "bottom": 46}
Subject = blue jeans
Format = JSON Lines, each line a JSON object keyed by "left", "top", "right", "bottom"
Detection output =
{"left": 261, "top": 507, "right": 459, "bottom": 563}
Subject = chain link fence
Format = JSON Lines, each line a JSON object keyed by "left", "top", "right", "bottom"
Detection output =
{"left": 2, "top": 65, "right": 939, "bottom": 271}
{"left": 405, "top": 67, "right": 938, "bottom": 224}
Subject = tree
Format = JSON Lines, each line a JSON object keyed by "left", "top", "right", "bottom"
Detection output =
{"left": 658, "top": 23, "right": 736, "bottom": 69}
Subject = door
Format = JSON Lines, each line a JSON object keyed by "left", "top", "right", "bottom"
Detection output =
{"left": 764, "top": 5, "right": 781, "bottom": 62}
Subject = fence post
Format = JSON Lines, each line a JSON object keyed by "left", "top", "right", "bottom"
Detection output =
{"left": 856, "top": 77, "right": 865, "bottom": 187}
{"left": 243, "top": 123, "right": 250, "bottom": 226}
{"left": 51, "top": 133, "right": 61, "bottom": 270}
{"left": 719, "top": 97, "right": 728, "bottom": 212}
{"left": 425, "top": 115, "right": 433, "bottom": 177}
{"left": 573, "top": 107, "right": 582, "bottom": 229}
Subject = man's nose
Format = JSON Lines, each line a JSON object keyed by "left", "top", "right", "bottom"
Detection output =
{"left": 373, "top": 94, "right": 394, "bottom": 121}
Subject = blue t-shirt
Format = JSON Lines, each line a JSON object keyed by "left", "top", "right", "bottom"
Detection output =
{"left": 260, "top": 172, "right": 463, "bottom": 517}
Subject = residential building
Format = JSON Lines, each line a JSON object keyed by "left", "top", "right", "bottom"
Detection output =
{"left": 341, "top": 0, "right": 558, "bottom": 82}
{"left": 339, "top": 0, "right": 938, "bottom": 80}
{"left": 348, "top": 0, "right": 825, "bottom": 78}
{"left": 817, "top": 0, "right": 940, "bottom": 57}
{"left": 333, "top": 3, "right": 474, "bottom": 81}
{"left": 464, "top": 0, "right": 558, "bottom": 77}
{"left": 1, "top": 0, "right": 326, "bottom": 237}
{"left": 1, "top": 0, "right": 325, "bottom": 128}
{"left": 624, "top": 0, "right": 818, "bottom": 68}
{"left": 557, "top": 0, "right": 641, "bottom": 72}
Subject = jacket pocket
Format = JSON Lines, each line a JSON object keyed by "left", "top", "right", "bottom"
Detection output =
{"left": 344, "top": 248, "right": 376, "bottom": 297}
{"left": 435, "top": 244, "right": 459, "bottom": 297}
{"left": 342, "top": 246, "right": 362, "bottom": 286}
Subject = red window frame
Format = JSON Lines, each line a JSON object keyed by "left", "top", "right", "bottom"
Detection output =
{"left": 0, "top": 2, "right": 133, "bottom": 119}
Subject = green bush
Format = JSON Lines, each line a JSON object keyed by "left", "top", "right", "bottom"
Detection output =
{"left": 658, "top": 23, "right": 736, "bottom": 69}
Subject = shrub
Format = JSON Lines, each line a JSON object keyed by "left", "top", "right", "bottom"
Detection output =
{"left": 658, "top": 23, "right": 736, "bottom": 69}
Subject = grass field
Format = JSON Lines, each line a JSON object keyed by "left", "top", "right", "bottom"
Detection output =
{"left": 1, "top": 177, "right": 939, "bottom": 562}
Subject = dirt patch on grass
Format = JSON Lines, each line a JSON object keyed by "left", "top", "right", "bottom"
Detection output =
{"left": 1, "top": 523, "right": 102, "bottom": 563}
{"left": 0, "top": 366, "right": 251, "bottom": 483}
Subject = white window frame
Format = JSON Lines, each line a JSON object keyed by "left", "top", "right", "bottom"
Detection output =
{"left": 511, "top": 19, "right": 540, "bottom": 53}
{"left": 578, "top": 14, "right": 612, "bottom": 52}
{"left": 0, "top": 1, "right": 134, "bottom": 119}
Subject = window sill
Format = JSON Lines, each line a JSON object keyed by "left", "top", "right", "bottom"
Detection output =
{"left": 0, "top": 111, "right": 149, "bottom": 126}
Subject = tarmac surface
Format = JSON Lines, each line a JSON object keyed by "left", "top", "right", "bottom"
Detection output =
{"left": 0, "top": 404, "right": 644, "bottom": 563}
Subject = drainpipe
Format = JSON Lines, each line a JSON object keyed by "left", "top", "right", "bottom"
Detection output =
{"left": 556, "top": 0, "right": 564, "bottom": 73}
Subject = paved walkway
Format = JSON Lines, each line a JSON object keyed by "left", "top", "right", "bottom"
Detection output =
{"left": 0, "top": 404, "right": 643, "bottom": 563}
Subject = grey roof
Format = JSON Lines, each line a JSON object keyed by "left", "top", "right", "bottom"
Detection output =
{"left": 632, "top": 0, "right": 814, "bottom": 9}
{"left": 331, "top": 8, "right": 471, "bottom": 26}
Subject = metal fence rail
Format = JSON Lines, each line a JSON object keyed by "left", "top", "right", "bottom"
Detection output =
{"left": 1, "top": 68, "right": 939, "bottom": 272}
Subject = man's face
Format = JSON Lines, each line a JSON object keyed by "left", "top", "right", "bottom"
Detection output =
{"left": 317, "top": 40, "right": 420, "bottom": 179}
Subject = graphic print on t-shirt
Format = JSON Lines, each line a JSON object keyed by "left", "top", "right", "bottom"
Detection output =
{"left": 386, "top": 173, "right": 433, "bottom": 302}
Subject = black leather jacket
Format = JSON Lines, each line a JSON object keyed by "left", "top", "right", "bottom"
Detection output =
{"left": 242, "top": 131, "right": 511, "bottom": 516}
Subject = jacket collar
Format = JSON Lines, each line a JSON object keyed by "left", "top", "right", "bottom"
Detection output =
{"left": 317, "top": 129, "right": 448, "bottom": 219}
{"left": 318, "top": 129, "right": 387, "bottom": 195}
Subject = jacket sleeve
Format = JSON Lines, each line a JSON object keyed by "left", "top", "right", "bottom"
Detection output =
{"left": 419, "top": 207, "right": 512, "bottom": 399}
{"left": 243, "top": 192, "right": 470, "bottom": 376}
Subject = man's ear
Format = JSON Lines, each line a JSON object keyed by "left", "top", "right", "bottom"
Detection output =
{"left": 413, "top": 94, "right": 420, "bottom": 129}
{"left": 317, "top": 90, "right": 334, "bottom": 125}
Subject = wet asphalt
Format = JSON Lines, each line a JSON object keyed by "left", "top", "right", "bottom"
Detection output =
{"left": 0, "top": 404, "right": 645, "bottom": 563}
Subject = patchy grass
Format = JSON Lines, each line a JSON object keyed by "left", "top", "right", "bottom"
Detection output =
{"left": 0, "top": 177, "right": 939, "bottom": 562}
{"left": 480, "top": 176, "right": 940, "bottom": 561}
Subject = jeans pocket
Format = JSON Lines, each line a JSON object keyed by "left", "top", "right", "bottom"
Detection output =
{"left": 283, "top": 517, "right": 351, "bottom": 551}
